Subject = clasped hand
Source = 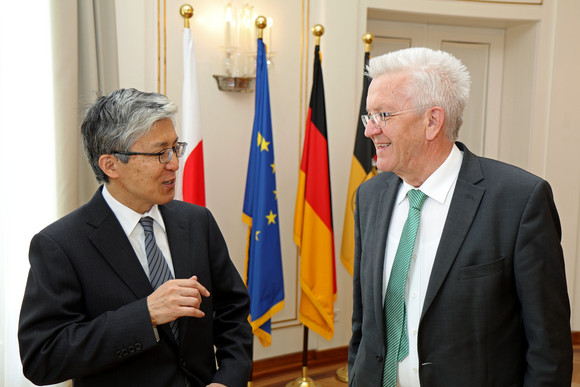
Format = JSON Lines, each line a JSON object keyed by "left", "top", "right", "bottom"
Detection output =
{"left": 147, "top": 275, "right": 210, "bottom": 326}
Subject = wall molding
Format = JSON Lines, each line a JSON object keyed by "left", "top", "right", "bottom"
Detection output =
{"left": 572, "top": 331, "right": 580, "bottom": 346}
{"left": 253, "top": 332, "right": 580, "bottom": 379}
{"left": 454, "top": 0, "right": 542, "bottom": 4}
{"left": 252, "top": 346, "right": 348, "bottom": 380}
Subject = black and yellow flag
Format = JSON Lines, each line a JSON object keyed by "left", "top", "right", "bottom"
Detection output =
{"left": 340, "top": 50, "right": 377, "bottom": 276}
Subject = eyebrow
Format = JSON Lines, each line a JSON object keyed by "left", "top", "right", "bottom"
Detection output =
{"left": 151, "top": 137, "right": 179, "bottom": 149}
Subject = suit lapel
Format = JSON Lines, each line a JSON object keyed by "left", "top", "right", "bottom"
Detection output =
{"left": 421, "top": 143, "right": 485, "bottom": 320}
{"left": 85, "top": 188, "right": 153, "bottom": 299}
{"left": 372, "top": 173, "right": 401, "bottom": 333}
{"left": 160, "top": 203, "right": 196, "bottom": 344}
{"left": 160, "top": 204, "right": 193, "bottom": 280}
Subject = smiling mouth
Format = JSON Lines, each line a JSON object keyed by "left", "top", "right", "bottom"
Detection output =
{"left": 163, "top": 179, "right": 175, "bottom": 186}
{"left": 374, "top": 140, "right": 391, "bottom": 150}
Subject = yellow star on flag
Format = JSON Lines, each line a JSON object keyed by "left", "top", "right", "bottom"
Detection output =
{"left": 257, "top": 132, "right": 270, "bottom": 152}
{"left": 266, "top": 210, "right": 277, "bottom": 225}
{"left": 260, "top": 138, "right": 270, "bottom": 152}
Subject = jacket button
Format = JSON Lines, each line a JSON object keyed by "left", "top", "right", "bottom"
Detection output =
{"left": 376, "top": 355, "right": 383, "bottom": 362}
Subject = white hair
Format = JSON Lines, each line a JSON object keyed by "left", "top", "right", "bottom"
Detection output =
{"left": 367, "top": 47, "right": 471, "bottom": 141}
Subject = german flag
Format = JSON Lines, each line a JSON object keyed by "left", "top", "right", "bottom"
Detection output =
{"left": 293, "top": 43, "right": 336, "bottom": 340}
{"left": 340, "top": 51, "right": 377, "bottom": 276}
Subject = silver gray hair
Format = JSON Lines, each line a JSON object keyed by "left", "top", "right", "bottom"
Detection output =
{"left": 366, "top": 47, "right": 471, "bottom": 141}
{"left": 81, "top": 88, "right": 178, "bottom": 184}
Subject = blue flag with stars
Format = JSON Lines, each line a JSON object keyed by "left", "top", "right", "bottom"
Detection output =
{"left": 242, "top": 38, "right": 285, "bottom": 347}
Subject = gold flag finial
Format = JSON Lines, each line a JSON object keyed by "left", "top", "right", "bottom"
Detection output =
{"left": 363, "top": 33, "right": 374, "bottom": 53}
{"left": 255, "top": 16, "right": 267, "bottom": 40}
{"left": 312, "top": 24, "right": 324, "bottom": 46}
{"left": 180, "top": 4, "right": 193, "bottom": 28}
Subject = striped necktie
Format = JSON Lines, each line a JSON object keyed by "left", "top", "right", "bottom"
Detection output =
{"left": 139, "top": 216, "right": 179, "bottom": 341}
{"left": 382, "top": 189, "right": 427, "bottom": 387}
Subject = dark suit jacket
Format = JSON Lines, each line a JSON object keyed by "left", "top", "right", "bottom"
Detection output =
{"left": 19, "top": 188, "right": 252, "bottom": 387}
{"left": 348, "top": 142, "right": 572, "bottom": 386}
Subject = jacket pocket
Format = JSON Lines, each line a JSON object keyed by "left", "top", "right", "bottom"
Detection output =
{"left": 459, "top": 257, "right": 504, "bottom": 280}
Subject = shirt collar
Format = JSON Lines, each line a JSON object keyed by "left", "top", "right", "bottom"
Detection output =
{"left": 101, "top": 185, "right": 166, "bottom": 236}
{"left": 397, "top": 144, "right": 463, "bottom": 205}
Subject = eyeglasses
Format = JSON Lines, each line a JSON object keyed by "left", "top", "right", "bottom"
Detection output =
{"left": 112, "top": 142, "right": 188, "bottom": 164}
{"left": 361, "top": 106, "right": 429, "bottom": 128}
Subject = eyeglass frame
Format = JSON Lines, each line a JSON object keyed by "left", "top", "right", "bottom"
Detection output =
{"left": 361, "top": 106, "right": 430, "bottom": 128}
{"left": 112, "top": 141, "right": 188, "bottom": 164}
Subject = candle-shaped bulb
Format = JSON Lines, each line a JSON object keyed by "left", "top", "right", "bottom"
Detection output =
{"left": 225, "top": 3, "right": 233, "bottom": 51}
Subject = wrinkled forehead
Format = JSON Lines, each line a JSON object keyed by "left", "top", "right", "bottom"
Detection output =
{"left": 367, "top": 72, "right": 412, "bottom": 111}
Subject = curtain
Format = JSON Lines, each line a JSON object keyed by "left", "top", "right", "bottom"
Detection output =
{"left": 0, "top": 1, "right": 119, "bottom": 385}
{"left": 53, "top": 0, "right": 119, "bottom": 216}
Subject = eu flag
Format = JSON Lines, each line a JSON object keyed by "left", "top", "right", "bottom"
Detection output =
{"left": 242, "top": 38, "right": 285, "bottom": 347}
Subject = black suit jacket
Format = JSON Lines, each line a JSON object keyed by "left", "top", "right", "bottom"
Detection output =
{"left": 19, "top": 188, "right": 252, "bottom": 386}
{"left": 348, "top": 143, "right": 572, "bottom": 386}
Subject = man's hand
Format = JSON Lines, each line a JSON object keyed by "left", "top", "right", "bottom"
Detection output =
{"left": 147, "top": 275, "right": 210, "bottom": 326}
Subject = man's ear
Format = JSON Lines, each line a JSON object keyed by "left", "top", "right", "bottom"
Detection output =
{"left": 98, "top": 154, "right": 119, "bottom": 179}
{"left": 425, "top": 106, "right": 445, "bottom": 141}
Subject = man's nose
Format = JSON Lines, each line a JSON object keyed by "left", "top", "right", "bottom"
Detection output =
{"left": 364, "top": 120, "right": 381, "bottom": 138}
{"left": 165, "top": 153, "right": 180, "bottom": 171}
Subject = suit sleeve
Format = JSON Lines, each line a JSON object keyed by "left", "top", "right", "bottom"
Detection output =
{"left": 348, "top": 187, "right": 363, "bottom": 376}
{"left": 514, "top": 179, "right": 573, "bottom": 385}
{"left": 204, "top": 209, "right": 253, "bottom": 387}
{"left": 18, "top": 231, "right": 159, "bottom": 385}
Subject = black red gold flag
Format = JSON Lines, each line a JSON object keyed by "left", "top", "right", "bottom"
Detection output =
{"left": 293, "top": 43, "right": 336, "bottom": 340}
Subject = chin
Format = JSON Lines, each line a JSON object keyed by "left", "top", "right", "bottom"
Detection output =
{"left": 376, "top": 161, "right": 393, "bottom": 173}
{"left": 157, "top": 194, "right": 175, "bottom": 205}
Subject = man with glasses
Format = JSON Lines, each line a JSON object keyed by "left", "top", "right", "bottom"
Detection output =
{"left": 18, "top": 88, "right": 252, "bottom": 387}
{"left": 348, "top": 48, "right": 572, "bottom": 386}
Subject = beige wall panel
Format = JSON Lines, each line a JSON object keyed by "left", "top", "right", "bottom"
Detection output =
{"left": 544, "top": 0, "right": 580, "bottom": 329}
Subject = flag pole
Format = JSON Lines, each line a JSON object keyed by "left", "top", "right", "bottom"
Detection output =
{"left": 285, "top": 326, "right": 320, "bottom": 387}
{"left": 286, "top": 23, "right": 326, "bottom": 387}
{"left": 246, "top": 18, "right": 268, "bottom": 385}
{"left": 246, "top": 18, "right": 267, "bottom": 387}
{"left": 246, "top": 14, "right": 285, "bottom": 384}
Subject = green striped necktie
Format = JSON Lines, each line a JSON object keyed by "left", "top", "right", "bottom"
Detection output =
{"left": 382, "top": 189, "right": 427, "bottom": 387}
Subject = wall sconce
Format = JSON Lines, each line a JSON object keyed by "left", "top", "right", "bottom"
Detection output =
{"left": 213, "top": 3, "right": 273, "bottom": 92}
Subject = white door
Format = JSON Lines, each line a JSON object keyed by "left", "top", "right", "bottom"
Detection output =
{"left": 367, "top": 20, "right": 505, "bottom": 159}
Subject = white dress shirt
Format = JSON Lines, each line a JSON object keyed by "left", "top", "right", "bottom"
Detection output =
{"left": 382, "top": 144, "right": 463, "bottom": 386}
{"left": 102, "top": 185, "right": 176, "bottom": 279}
